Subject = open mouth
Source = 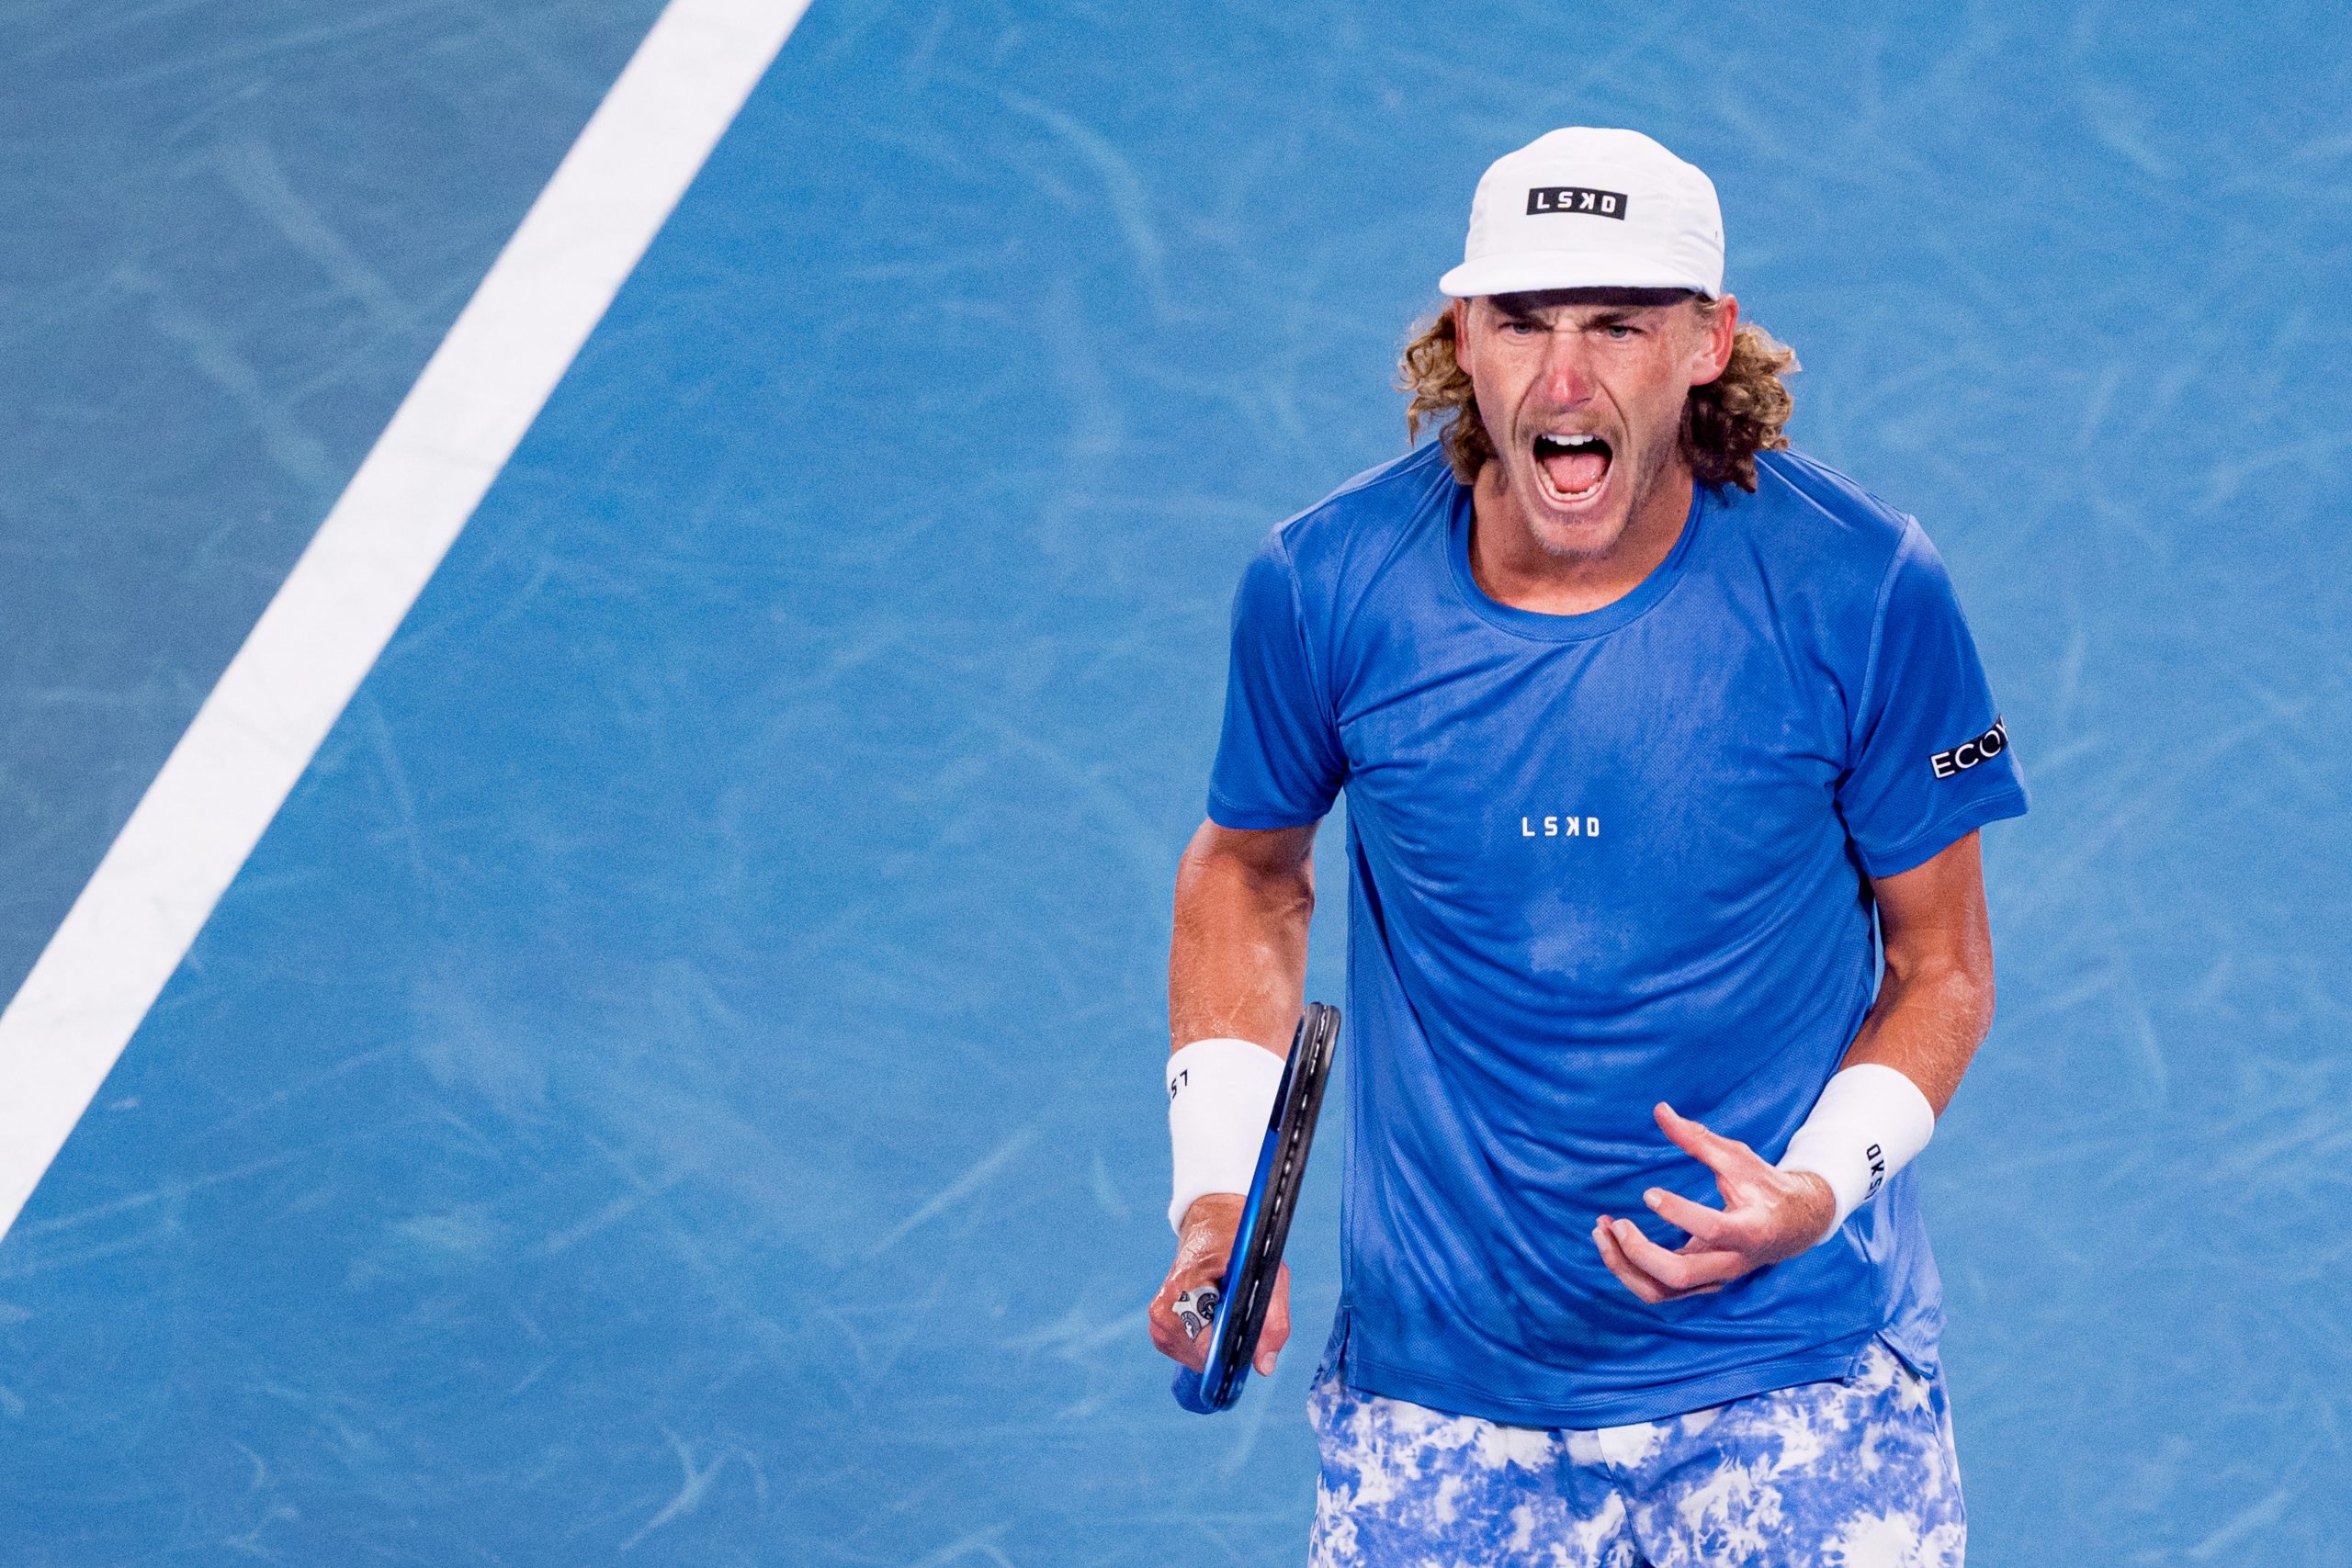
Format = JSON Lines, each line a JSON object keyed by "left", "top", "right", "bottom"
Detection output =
{"left": 1532, "top": 432, "right": 1611, "bottom": 506}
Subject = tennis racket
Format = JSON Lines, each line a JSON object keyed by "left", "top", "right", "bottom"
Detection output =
{"left": 1170, "top": 1001, "right": 1340, "bottom": 1415}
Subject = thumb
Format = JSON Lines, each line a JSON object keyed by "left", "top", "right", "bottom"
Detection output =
{"left": 1254, "top": 1262, "right": 1293, "bottom": 1376}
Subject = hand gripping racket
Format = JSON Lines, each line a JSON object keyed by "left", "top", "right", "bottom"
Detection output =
{"left": 1171, "top": 1002, "right": 1340, "bottom": 1415}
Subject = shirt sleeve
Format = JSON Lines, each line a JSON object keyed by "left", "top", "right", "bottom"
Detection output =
{"left": 1837, "top": 522, "right": 2029, "bottom": 877}
{"left": 1205, "top": 530, "right": 1345, "bottom": 829}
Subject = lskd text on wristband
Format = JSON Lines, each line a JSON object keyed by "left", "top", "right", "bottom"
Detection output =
{"left": 1165, "top": 1037, "right": 1285, "bottom": 1234}
{"left": 1775, "top": 1062, "right": 1937, "bottom": 1241}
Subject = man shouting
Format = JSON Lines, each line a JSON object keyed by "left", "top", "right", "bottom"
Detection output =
{"left": 1149, "top": 127, "right": 2026, "bottom": 1565}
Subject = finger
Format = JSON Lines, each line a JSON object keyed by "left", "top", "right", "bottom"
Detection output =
{"left": 1643, "top": 1185, "right": 1743, "bottom": 1247}
{"left": 1148, "top": 1300, "right": 1209, "bottom": 1370}
{"left": 1148, "top": 1275, "right": 1216, "bottom": 1370}
{"left": 1592, "top": 1215, "right": 1670, "bottom": 1304}
{"left": 1598, "top": 1217, "right": 1718, "bottom": 1302}
{"left": 1610, "top": 1218, "right": 1748, "bottom": 1292}
{"left": 1654, "top": 1102, "right": 1764, "bottom": 1179}
{"left": 1255, "top": 1262, "right": 1293, "bottom": 1376}
{"left": 1596, "top": 1218, "right": 1729, "bottom": 1303}
{"left": 1148, "top": 1300, "right": 1204, "bottom": 1369}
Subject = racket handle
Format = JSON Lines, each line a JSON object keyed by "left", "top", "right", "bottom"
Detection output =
{"left": 1170, "top": 1364, "right": 1217, "bottom": 1414}
{"left": 1170, "top": 1282, "right": 1226, "bottom": 1413}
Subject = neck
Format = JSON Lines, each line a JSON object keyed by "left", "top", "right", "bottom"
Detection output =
{"left": 1468, "top": 459, "right": 1696, "bottom": 617}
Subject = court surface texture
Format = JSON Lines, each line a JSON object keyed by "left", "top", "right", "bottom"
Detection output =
{"left": 2, "top": 0, "right": 2348, "bottom": 1562}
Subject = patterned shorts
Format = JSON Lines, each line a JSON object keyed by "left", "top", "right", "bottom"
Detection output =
{"left": 1308, "top": 1340, "right": 1965, "bottom": 1567}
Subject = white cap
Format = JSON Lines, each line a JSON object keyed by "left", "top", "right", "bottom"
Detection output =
{"left": 1439, "top": 127, "right": 1724, "bottom": 299}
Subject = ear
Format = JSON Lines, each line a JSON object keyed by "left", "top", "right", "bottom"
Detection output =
{"left": 1450, "top": 296, "right": 1475, "bottom": 375}
{"left": 1690, "top": 294, "right": 1739, "bottom": 388}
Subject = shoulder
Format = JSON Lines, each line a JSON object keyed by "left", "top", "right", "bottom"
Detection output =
{"left": 1705, "top": 449, "right": 1974, "bottom": 692}
{"left": 1258, "top": 440, "right": 1460, "bottom": 594}
{"left": 1717, "top": 448, "right": 1960, "bottom": 625}
{"left": 1739, "top": 448, "right": 1926, "bottom": 580}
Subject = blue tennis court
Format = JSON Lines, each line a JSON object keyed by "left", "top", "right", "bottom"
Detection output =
{"left": 2, "top": 1, "right": 2347, "bottom": 1560}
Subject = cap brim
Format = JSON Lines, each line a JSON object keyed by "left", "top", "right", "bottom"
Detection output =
{"left": 1438, "top": 252, "right": 1716, "bottom": 299}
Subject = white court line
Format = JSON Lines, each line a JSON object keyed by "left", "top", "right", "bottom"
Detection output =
{"left": 0, "top": 0, "right": 814, "bottom": 1241}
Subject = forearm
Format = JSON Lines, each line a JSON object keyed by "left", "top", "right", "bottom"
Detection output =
{"left": 1838, "top": 941, "right": 1994, "bottom": 1117}
{"left": 1767, "top": 836, "right": 1996, "bottom": 1242}
{"left": 1167, "top": 821, "right": 1315, "bottom": 1055}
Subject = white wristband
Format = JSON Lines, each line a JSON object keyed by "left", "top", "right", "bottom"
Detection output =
{"left": 1775, "top": 1064, "right": 1936, "bottom": 1241}
{"left": 1166, "top": 1038, "right": 1285, "bottom": 1234}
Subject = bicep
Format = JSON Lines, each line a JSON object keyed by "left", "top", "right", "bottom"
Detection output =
{"left": 1869, "top": 830, "right": 1992, "bottom": 983}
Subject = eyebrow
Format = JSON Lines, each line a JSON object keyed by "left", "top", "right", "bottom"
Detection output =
{"left": 1491, "top": 304, "right": 1645, "bottom": 329}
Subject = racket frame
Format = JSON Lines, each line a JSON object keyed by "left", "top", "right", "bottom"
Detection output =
{"left": 1170, "top": 1001, "right": 1340, "bottom": 1415}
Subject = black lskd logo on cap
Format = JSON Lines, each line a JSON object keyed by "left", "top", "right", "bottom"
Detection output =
{"left": 1930, "top": 717, "right": 2008, "bottom": 780}
{"left": 1526, "top": 186, "right": 1629, "bottom": 219}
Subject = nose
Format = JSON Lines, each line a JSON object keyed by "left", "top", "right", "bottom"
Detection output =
{"left": 1537, "top": 334, "right": 1595, "bottom": 410}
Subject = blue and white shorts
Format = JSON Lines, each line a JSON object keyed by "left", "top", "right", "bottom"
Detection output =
{"left": 1308, "top": 1340, "right": 1964, "bottom": 1567}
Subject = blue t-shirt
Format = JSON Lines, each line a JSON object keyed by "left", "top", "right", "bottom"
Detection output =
{"left": 1208, "top": 441, "right": 2028, "bottom": 1427}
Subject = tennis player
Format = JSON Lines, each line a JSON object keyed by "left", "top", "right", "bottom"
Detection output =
{"left": 1148, "top": 128, "right": 2027, "bottom": 1564}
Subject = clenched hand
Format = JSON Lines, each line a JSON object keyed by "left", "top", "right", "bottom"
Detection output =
{"left": 1148, "top": 1193, "right": 1291, "bottom": 1375}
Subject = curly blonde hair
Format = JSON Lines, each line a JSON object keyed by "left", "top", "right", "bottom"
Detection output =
{"left": 1399, "top": 298, "right": 1798, "bottom": 491}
